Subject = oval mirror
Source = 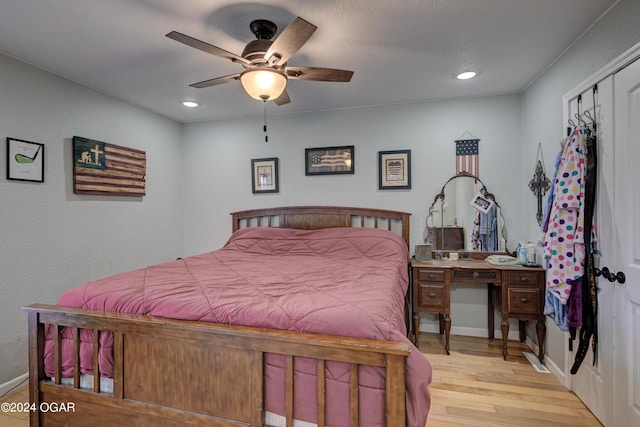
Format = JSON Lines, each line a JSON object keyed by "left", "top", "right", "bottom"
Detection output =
{"left": 425, "top": 172, "right": 508, "bottom": 253}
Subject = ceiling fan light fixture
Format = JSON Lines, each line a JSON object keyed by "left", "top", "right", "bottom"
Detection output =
{"left": 456, "top": 71, "right": 477, "bottom": 80}
{"left": 240, "top": 69, "right": 287, "bottom": 101}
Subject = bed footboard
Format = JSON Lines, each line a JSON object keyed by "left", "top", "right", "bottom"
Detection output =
{"left": 23, "top": 304, "right": 409, "bottom": 427}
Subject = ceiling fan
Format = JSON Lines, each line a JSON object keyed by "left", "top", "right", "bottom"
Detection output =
{"left": 166, "top": 17, "right": 354, "bottom": 105}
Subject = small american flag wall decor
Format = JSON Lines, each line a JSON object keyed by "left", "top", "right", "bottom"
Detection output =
{"left": 305, "top": 146, "right": 354, "bottom": 176}
{"left": 72, "top": 136, "right": 146, "bottom": 196}
{"left": 455, "top": 136, "right": 480, "bottom": 176}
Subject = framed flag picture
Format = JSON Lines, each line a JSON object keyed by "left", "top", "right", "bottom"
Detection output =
{"left": 305, "top": 146, "right": 354, "bottom": 176}
{"left": 72, "top": 136, "right": 146, "bottom": 196}
{"left": 378, "top": 149, "right": 411, "bottom": 190}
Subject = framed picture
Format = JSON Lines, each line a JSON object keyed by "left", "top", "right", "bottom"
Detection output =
{"left": 7, "top": 138, "right": 45, "bottom": 182}
{"left": 305, "top": 146, "right": 354, "bottom": 176}
{"left": 378, "top": 150, "right": 411, "bottom": 190}
{"left": 251, "top": 157, "right": 279, "bottom": 193}
{"left": 415, "top": 244, "right": 432, "bottom": 260}
{"left": 470, "top": 191, "right": 495, "bottom": 214}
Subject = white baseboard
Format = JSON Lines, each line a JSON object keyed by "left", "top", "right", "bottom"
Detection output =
{"left": 0, "top": 372, "right": 28, "bottom": 397}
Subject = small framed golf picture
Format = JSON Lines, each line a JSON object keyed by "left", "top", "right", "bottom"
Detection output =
{"left": 7, "top": 137, "right": 45, "bottom": 182}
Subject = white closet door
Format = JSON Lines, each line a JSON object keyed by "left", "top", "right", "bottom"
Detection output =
{"left": 613, "top": 57, "right": 640, "bottom": 427}
{"left": 566, "top": 77, "right": 615, "bottom": 426}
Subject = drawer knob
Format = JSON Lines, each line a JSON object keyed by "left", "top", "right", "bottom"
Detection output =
{"left": 520, "top": 297, "right": 531, "bottom": 304}
{"left": 473, "top": 272, "right": 480, "bottom": 279}
{"left": 428, "top": 273, "right": 435, "bottom": 279}
{"left": 520, "top": 276, "right": 527, "bottom": 282}
{"left": 428, "top": 293, "right": 438, "bottom": 299}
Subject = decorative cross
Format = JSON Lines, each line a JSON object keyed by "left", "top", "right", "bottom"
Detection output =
{"left": 529, "top": 160, "right": 551, "bottom": 225}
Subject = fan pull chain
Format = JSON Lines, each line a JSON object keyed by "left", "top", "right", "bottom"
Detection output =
{"left": 263, "top": 101, "right": 268, "bottom": 143}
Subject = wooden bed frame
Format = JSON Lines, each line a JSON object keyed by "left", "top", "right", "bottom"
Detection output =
{"left": 24, "top": 206, "right": 413, "bottom": 427}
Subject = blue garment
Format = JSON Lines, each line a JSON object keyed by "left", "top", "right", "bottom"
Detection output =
{"left": 478, "top": 205, "right": 498, "bottom": 251}
{"left": 544, "top": 288, "right": 569, "bottom": 331}
{"left": 538, "top": 148, "right": 563, "bottom": 246}
{"left": 478, "top": 187, "right": 498, "bottom": 251}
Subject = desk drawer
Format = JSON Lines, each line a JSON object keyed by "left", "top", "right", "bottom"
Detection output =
{"left": 508, "top": 288, "right": 541, "bottom": 314}
{"left": 417, "top": 283, "right": 448, "bottom": 309}
{"left": 506, "top": 271, "right": 541, "bottom": 286}
{"left": 417, "top": 269, "right": 447, "bottom": 282}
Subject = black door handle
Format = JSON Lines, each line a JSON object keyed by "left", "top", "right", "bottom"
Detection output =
{"left": 594, "top": 267, "right": 626, "bottom": 284}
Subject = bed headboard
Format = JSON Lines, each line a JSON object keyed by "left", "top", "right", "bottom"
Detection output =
{"left": 231, "top": 206, "right": 411, "bottom": 248}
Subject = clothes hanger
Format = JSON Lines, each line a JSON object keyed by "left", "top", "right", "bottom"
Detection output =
{"left": 575, "top": 113, "right": 588, "bottom": 127}
{"left": 584, "top": 110, "right": 596, "bottom": 126}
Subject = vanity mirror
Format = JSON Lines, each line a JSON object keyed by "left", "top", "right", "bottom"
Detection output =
{"left": 425, "top": 172, "right": 508, "bottom": 253}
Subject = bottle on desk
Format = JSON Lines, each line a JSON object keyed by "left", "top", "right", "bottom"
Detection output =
{"left": 525, "top": 242, "right": 537, "bottom": 265}
{"left": 516, "top": 241, "right": 528, "bottom": 265}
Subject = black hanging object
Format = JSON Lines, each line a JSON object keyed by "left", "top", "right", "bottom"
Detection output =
{"left": 263, "top": 101, "right": 268, "bottom": 143}
{"left": 529, "top": 161, "right": 551, "bottom": 225}
{"left": 571, "top": 89, "right": 598, "bottom": 374}
{"left": 529, "top": 144, "right": 550, "bottom": 225}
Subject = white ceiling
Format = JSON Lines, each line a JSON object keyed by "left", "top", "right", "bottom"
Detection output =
{"left": 0, "top": 0, "right": 617, "bottom": 123}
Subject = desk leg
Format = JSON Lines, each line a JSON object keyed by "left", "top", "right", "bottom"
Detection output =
{"left": 536, "top": 319, "right": 546, "bottom": 364}
{"left": 443, "top": 314, "right": 451, "bottom": 355}
{"left": 519, "top": 320, "right": 526, "bottom": 343}
{"left": 412, "top": 314, "right": 420, "bottom": 348}
{"left": 488, "top": 284, "right": 495, "bottom": 341}
{"left": 501, "top": 318, "right": 509, "bottom": 360}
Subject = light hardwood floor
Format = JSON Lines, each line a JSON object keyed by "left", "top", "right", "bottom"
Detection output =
{"left": 0, "top": 383, "right": 28, "bottom": 427}
{"left": 420, "top": 332, "right": 603, "bottom": 427}
{"left": 0, "top": 332, "right": 602, "bottom": 427}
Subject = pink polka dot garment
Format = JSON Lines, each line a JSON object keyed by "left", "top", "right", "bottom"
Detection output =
{"left": 544, "top": 128, "right": 587, "bottom": 304}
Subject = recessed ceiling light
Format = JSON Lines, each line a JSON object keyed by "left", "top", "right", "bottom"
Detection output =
{"left": 182, "top": 100, "right": 199, "bottom": 108}
{"left": 456, "top": 71, "right": 477, "bottom": 80}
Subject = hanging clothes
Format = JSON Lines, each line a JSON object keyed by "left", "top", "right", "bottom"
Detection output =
{"left": 571, "top": 125, "right": 599, "bottom": 374}
{"left": 471, "top": 186, "right": 498, "bottom": 251}
{"left": 542, "top": 89, "right": 600, "bottom": 374}
{"left": 543, "top": 127, "right": 588, "bottom": 304}
{"left": 471, "top": 209, "right": 481, "bottom": 251}
{"left": 478, "top": 203, "right": 498, "bottom": 251}
{"left": 541, "top": 144, "right": 571, "bottom": 330}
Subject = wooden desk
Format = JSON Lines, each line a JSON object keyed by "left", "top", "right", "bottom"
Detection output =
{"left": 411, "top": 257, "right": 545, "bottom": 362}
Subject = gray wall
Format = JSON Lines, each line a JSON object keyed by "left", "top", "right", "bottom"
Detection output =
{"left": 181, "top": 95, "right": 525, "bottom": 337}
{"left": 0, "top": 54, "right": 184, "bottom": 385}
{"left": 521, "top": 0, "right": 640, "bottom": 373}
{"left": 182, "top": 96, "right": 524, "bottom": 254}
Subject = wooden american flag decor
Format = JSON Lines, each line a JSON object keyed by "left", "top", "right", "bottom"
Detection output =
{"left": 73, "top": 136, "right": 146, "bottom": 196}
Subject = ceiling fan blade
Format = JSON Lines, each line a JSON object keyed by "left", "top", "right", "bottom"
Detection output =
{"left": 189, "top": 73, "right": 240, "bottom": 89}
{"left": 273, "top": 89, "right": 291, "bottom": 106}
{"left": 265, "top": 17, "right": 317, "bottom": 65}
{"left": 285, "top": 66, "right": 354, "bottom": 82}
{"left": 166, "top": 31, "right": 250, "bottom": 66}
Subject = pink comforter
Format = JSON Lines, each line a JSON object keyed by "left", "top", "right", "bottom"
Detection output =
{"left": 45, "top": 227, "right": 431, "bottom": 426}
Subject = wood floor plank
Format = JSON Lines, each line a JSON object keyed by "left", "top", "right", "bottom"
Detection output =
{"left": 420, "top": 332, "right": 603, "bottom": 427}
{"left": 432, "top": 388, "right": 596, "bottom": 418}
